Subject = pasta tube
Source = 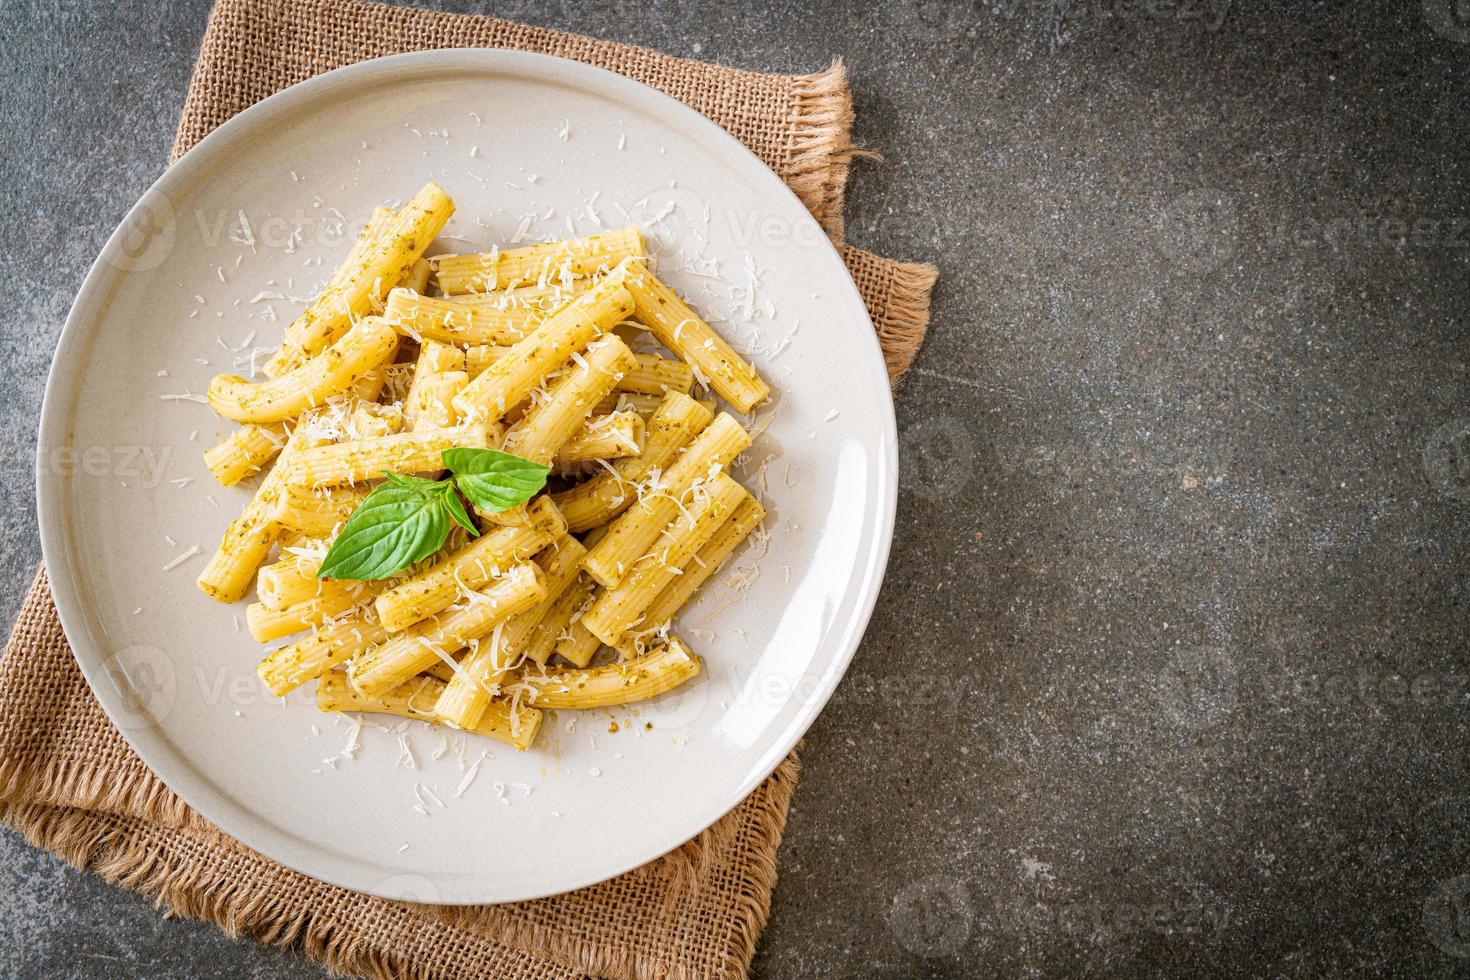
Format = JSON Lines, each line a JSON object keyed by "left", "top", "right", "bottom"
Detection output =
{"left": 433, "top": 536, "right": 588, "bottom": 729}
{"left": 619, "top": 353, "right": 695, "bottom": 395}
{"left": 245, "top": 587, "right": 372, "bottom": 643}
{"left": 316, "top": 672, "right": 542, "bottom": 750}
{"left": 501, "top": 335, "right": 638, "bottom": 466}
{"left": 622, "top": 260, "right": 770, "bottom": 412}
{"left": 590, "top": 391, "right": 659, "bottom": 417}
{"left": 266, "top": 182, "right": 454, "bottom": 374}
{"left": 416, "top": 340, "right": 467, "bottom": 374}
{"left": 434, "top": 226, "right": 644, "bottom": 294}
{"left": 345, "top": 401, "right": 405, "bottom": 439}
{"left": 284, "top": 422, "right": 493, "bottom": 487}
{"left": 372, "top": 496, "right": 566, "bottom": 632}
{"left": 448, "top": 279, "right": 591, "bottom": 310}
{"left": 384, "top": 288, "right": 546, "bottom": 346}
{"left": 553, "top": 411, "right": 644, "bottom": 468}
{"left": 462, "top": 344, "right": 511, "bottom": 378}
{"left": 403, "top": 340, "right": 467, "bottom": 431}
{"left": 349, "top": 562, "right": 546, "bottom": 697}
{"left": 451, "top": 275, "right": 635, "bottom": 423}
{"left": 552, "top": 391, "right": 713, "bottom": 532}
{"left": 345, "top": 358, "right": 396, "bottom": 404}
{"left": 516, "top": 637, "right": 701, "bottom": 709}
{"left": 406, "top": 370, "right": 467, "bottom": 430}
{"left": 207, "top": 316, "right": 399, "bottom": 423}
{"left": 616, "top": 495, "right": 765, "bottom": 655}
{"left": 256, "top": 555, "right": 321, "bottom": 611}
{"left": 581, "top": 412, "right": 751, "bottom": 587}
{"left": 401, "top": 257, "right": 432, "bottom": 293}
{"left": 523, "top": 571, "right": 598, "bottom": 666}
{"left": 580, "top": 474, "right": 748, "bottom": 644}
{"left": 329, "top": 206, "right": 392, "bottom": 290}
{"left": 273, "top": 483, "right": 371, "bottom": 536}
{"left": 591, "top": 391, "right": 716, "bottom": 419}
{"left": 554, "top": 620, "right": 603, "bottom": 669}
{"left": 203, "top": 423, "right": 287, "bottom": 486}
{"left": 474, "top": 502, "right": 531, "bottom": 529}
{"left": 256, "top": 552, "right": 346, "bottom": 611}
{"left": 255, "top": 609, "right": 389, "bottom": 697}
{"left": 197, "top": 423, "right": 328, "bottom": 603}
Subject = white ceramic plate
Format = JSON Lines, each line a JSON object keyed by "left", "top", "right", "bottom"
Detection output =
{"left": 37, "top": 49, "right": 895, "bottom": 904}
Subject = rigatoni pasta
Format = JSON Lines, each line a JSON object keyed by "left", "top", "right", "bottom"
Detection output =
{"left": 579, "top": 473, "right": 749, "bottom": 644}
{"left": 552, "top": 391, "right": 713, "bottom": 532}
{"left": 433, "top": 535, "right": 588, "bottom": 729}
{"left": 264, "top": 182, "right": 454, "bottom": 375}
{"left": 348, "top": 561, "right": 547, "bottom": 697}
{"left": 196, "top": 182, "right": 771, "bottom": 754}
{"left": 451, "top": 273, "right": 635, "bottom": 423}
{"left": 208, "top": 317, "right": 400, "bottom": 423}
{"left": 256, "top": 610, "right": 389, "bottom": 698}
{"left": 203, "top": 422, "right": 287, "bottom": 486}
{"left": 501, "top": 335, "right": 638, "bottom": 466}
{"left": 553, "top": 411, "right": 645, "bottom": 468}
{"left": 285, "top": 423, "right": 495, "bottom": 487}
{"left": 272, "top": 484, "right": 372, "bottom": 536}
{"left": 514, "top": 638, "right": 702, "bottom": 709}
{"left": 618, "top": 352, "right": 695, "bottom": 395}
{"left": 620, "top": 259, "right": 770, "bottom": 412}
{"left": 384, "top": 288, "right": 546, "bottom": 346}
{"left": 580, "top": 412, "right": 752, "bottom": 588}
{"left": 434, "top": 226, "right": 645, "bottom": 294}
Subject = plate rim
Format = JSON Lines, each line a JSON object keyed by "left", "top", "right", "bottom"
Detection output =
{"left": 36, "top": 47, "right": 898, "bottom": 903}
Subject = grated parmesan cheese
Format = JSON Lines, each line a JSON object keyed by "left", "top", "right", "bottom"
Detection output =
{"left": 162, "top": 545, "right": 201, "bottom": 572}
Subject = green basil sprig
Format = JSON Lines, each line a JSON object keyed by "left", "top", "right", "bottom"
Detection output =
{"left": 442, "top": 448, "right": 551, "bottom": 512}
{"left": 316, "top": 448, "right": 550, "bottom": 581}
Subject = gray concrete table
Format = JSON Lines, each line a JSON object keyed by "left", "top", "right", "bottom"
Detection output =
{"left": 4, "top": 0, "right": 1470, "bottom": 975}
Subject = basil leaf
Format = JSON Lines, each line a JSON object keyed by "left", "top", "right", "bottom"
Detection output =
{"left": 438, "top": 484, "right": 481, "bottom": 537}
{"left": 381, "top": 470, "right": 446, "bottom": 492}
{"left": 316, "top": 482, "right": 452, "bottom": 580}
{"left": 442, "top": 448, "right": 550, "bottom": 513}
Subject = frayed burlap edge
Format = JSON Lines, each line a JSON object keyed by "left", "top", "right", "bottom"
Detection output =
{"left": 165, "top": 0, "right": 863, "bottom": 240}
{"left": 838, "top": 246, "right": 939, "bottom": 386}
{"left": 0, "top": 750, "right": 197, "bottom": 832}
{"left": 0, "top": 242, "right": 932, "bottom": 979}
{"left": 786, "top": 59, "right": 857, "bottom": 242}
{"left": 0, "top": 554, "right": 807, "bottom": 978}
{"left": 441, "top": 752, "right": 801, "bottom": 980}
{"left": 0, "top": 750, "right": 801, "bottom": 980}
{"left": 878, "top": 259, "right": 939, "bottom": 384}
{"left": 0, "top": 801, "right": 443, "bottom": 980}
{"left": 2, "top": 1, "right": 939, "bottom": 974}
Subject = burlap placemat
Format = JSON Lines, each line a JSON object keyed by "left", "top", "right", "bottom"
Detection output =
{"left": 0, "top": 1, "right": 937, "bottom": 977}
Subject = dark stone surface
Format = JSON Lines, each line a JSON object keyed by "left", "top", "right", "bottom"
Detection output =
{"left": 3, "top": 0, "right": 1469, "bottom": 975}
